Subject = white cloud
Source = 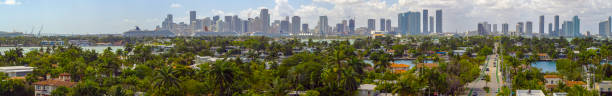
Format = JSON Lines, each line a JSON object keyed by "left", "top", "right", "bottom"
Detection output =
{"left": 170, "top": 3, "right": 182, "bottom": 8}
{"left": 1, "top": 0, "right": 22, "bottom": 5}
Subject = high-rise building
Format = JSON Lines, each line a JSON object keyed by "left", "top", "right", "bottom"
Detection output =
{"left": 260, "top": 9, "right": 270, "bottom": 33}
{"left": 600, "top": 20, "right": 609, "bottom": 37}
{"left": 609, "top": 16, "right": 612, "bottom": 36}
{"left": 408, "top": 12, "right": 421, "bottom": 35}
{"left": 291, "top": 16, "right": 301, "bottom": 34}
{"left": 478, "top": 22, "right": 488, "bottom": 35}
{"left": 302, "top": 24, "right": 309, "bottom": 33}
{"left": 368, "top": 19, "right": 376, "bottom": 32}
{"left": 493, "top": 24, "right": 498, "bottom": 33}
{"left": 423, "top": 9, "right": 429, "bottom": 34}
{"left": 398, "top": 13, "right": 408, "bottom": 35}
{"left": 572, "top": 16, "right": 580, "bottom": 37}
{"left": 502, "top": 23, "right": 509, "bottom": 35}
{"left": 516, "top": 22, "right": 524, "bottom": 35}
{"left": 549, "top": 23, "right": 553, "bottom": 36}
{"left": 349, "top": 19, "right": 355, "bottom": 34}
{"left": 318, "top": 16, "right": 328, "bottom": 35}
{"left": 380, "top": 18, "right": 386, "bottom": 31}
{"left": 190, "top": 11, "right": 196, "bottom": 25}
{"left": 224, "top": 16, "right": 233, "bottom": 32}
{"left": 526, "top": 21, "right": 533, "bottom": 35}
{"left": 554, "top": 15, "right": 559, "bottom": 36}
{"left": 540, "top": 15, "right": 545, "bottom": 35}
{"left": 336, "top": 23, "right": 345, "bottom": 34}
{"left": 233, "top": 16, "right": 242, "bottom": 32}
{"left": 280, "top": 20, "right": 290, "bottom": 34}
{"left": 386, "top": 19, "right": 391, "bottom": 32}
{"left": 430, "top": 17, "right": 434, "bottom": 34}
{"left": 162, "top": 14, "right": 174, "bottom": 30}
{"left": 435, "top": 10, "right": 443, "bottom": 33}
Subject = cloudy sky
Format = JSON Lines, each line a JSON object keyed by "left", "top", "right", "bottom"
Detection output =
{"left": 1, "top": 0, "right": 611, "bottom": 34}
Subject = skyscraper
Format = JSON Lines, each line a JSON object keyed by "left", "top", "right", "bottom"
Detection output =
{"left": 540, "top": 15, "right": 545, "bottom": 35}
{"left": 502, "top": 23, "right": 509, "bottom": 35}
{"left": 435, "top": 10, "right": 443, "bottom": 33}
{"left": 349, "top": 19, "right": 355, "bottom": 35}
{"left": 224, "top": 16, "right": 233, "bottom": 32}
{"left": 280, "top": 20, "right": 290, "bottom": 34}
{"left": 336, "top": 23, "right": 344, "bottom": 34}
{"left": 493, "top": 24, "right": 498, "bottom": 33}
{"left": 291, "top": 16, "right": 301, "bottom": 34}
{"left": 368, "top": 19, "right": 376, "bottom": 32}
{"left": 549, "top": 23, "right": 553, "bottom": 36}
{"left": 423, "top": 9, "right": 429, "bottom": 34}
{"left": 260, "top": 9, "right": 270, "bottom": 33}
{"left": 609, "top": 16, "right": 612, "bottom": 36}
{"left": 302, "top": 24, "right": 309, "bottom": 33}
{"left": 478, "top": 22, "right": 487, "bottom": 35}
{"left": 600, "top": 21, "right": 609, "bottom": 37}
{"left": 516, "top": 22, "right": 524, "bottom": 35}
{"left": 190, "top": 11, "right": 196, "bottom": 25}
{"left": 408, "top": 12, "right": 421, "bottom": 35}
{"left": 572, "top": 16, "right": 580, "bottom": 37}
{"left": 526, "top": 21, "right": 533, "bottom": 35}
{"left": 380, "top": 18, "right": 386, "bottom": 31}
{"left": 318, "top": 16, "right": 328, "bottom": 35}
{"left": 386, "top": 19, "right": 391, "bottom": 32}
{"left": 430, "top": 17, "right": 434, "bottom": 34}
{"left": 554, "top": 15, "right": 559, "bottom": 36}
{"left": 398, "top": 13, "right": 408, "bottom": 35}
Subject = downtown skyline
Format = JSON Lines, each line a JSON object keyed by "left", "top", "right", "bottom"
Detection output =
{"left": 1, "top": 0, "right": 612, "bottom": 35}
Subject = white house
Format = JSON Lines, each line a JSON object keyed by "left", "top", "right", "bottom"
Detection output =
{"left": 0, "top": 66, "right": 34, "bottom": 77}
{"left": 357, "top": 84, "right": 378, "bottom": 96}
{"left": 516, "top": 90, "right": 545, "bottom": 96}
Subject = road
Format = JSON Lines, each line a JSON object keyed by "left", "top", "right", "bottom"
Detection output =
{"left": 463, "top": 43, "right": 503, "bottom": 96}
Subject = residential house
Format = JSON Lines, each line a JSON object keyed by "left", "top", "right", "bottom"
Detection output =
{"left": 516, "top": 90, "right": 545, "bottom": 96}
{"left": 33, "top": 73, "right": 77, "bottom": 96}
{"left": 0, "top": 66, "right": 34, "bottom": 77}
{"left": 389, "top": 63, "right": 410, "bottom": 74}
{"left": 357, "top": 84, "right": 378, "bottom": 96}
{"left": 544, "top": 75, "right": 562, "bottom": 91}
{"left": 598, "top": 81, "right": 612, "bottom": 96}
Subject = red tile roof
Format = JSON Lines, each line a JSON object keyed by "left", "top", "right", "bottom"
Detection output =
{"left": 33, "top": 80, "right": 77, "bottom": 87}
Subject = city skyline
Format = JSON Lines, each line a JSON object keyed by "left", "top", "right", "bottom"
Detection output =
{"left": 1, "top": 0, "right": 612, "bottom": 35}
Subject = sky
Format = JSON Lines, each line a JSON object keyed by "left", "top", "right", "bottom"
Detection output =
{"left": 1, "top": 0, "right": 612, "bottom": 35}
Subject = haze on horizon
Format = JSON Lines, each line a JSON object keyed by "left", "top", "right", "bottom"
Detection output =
{"left": 1, "top": 0, "right": 611, "bottom": 35}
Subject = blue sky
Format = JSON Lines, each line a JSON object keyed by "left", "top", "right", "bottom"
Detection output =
{"left": 1, "top": 0, "right": 611, "bottom": 35}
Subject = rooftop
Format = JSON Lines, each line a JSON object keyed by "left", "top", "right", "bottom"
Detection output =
{"left": 544, "top": 75, "right": 561, "bottom": 79}
{"left": 415, "top": 63, "right": 439, "bottom": 68}
{"left": 390, "top": 63, "right": 410, "bottom": 68}
{"left": 33, "top": 80, "right": 77, "bottom": 87}
{"left": 516, "top": 90, "right": 545, "bottom": 96}
{"left": 358, "top": 84, "right": 377, "bottom": 90}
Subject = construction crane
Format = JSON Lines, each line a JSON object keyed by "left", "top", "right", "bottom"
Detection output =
{"left": 37, "top": 25, "right": 43, "bottom": 37}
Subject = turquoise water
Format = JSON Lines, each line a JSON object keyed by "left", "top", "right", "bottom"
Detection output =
{"left": 531, "top": 61, "right": 557, "bottom": 73}
{"left": 364, "top": 60, "right": 434, "bottom": 69}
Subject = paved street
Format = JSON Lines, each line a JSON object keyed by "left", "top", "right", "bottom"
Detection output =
{"left": 463, "top": 43, "right": 503, "bottom": 96}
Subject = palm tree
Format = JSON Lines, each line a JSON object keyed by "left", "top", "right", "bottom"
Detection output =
{"left": 152, "top": 67, "right": 181, "bottom": 95}
{"left": 207, "top": 61, "right": 238, "bottom": 96}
